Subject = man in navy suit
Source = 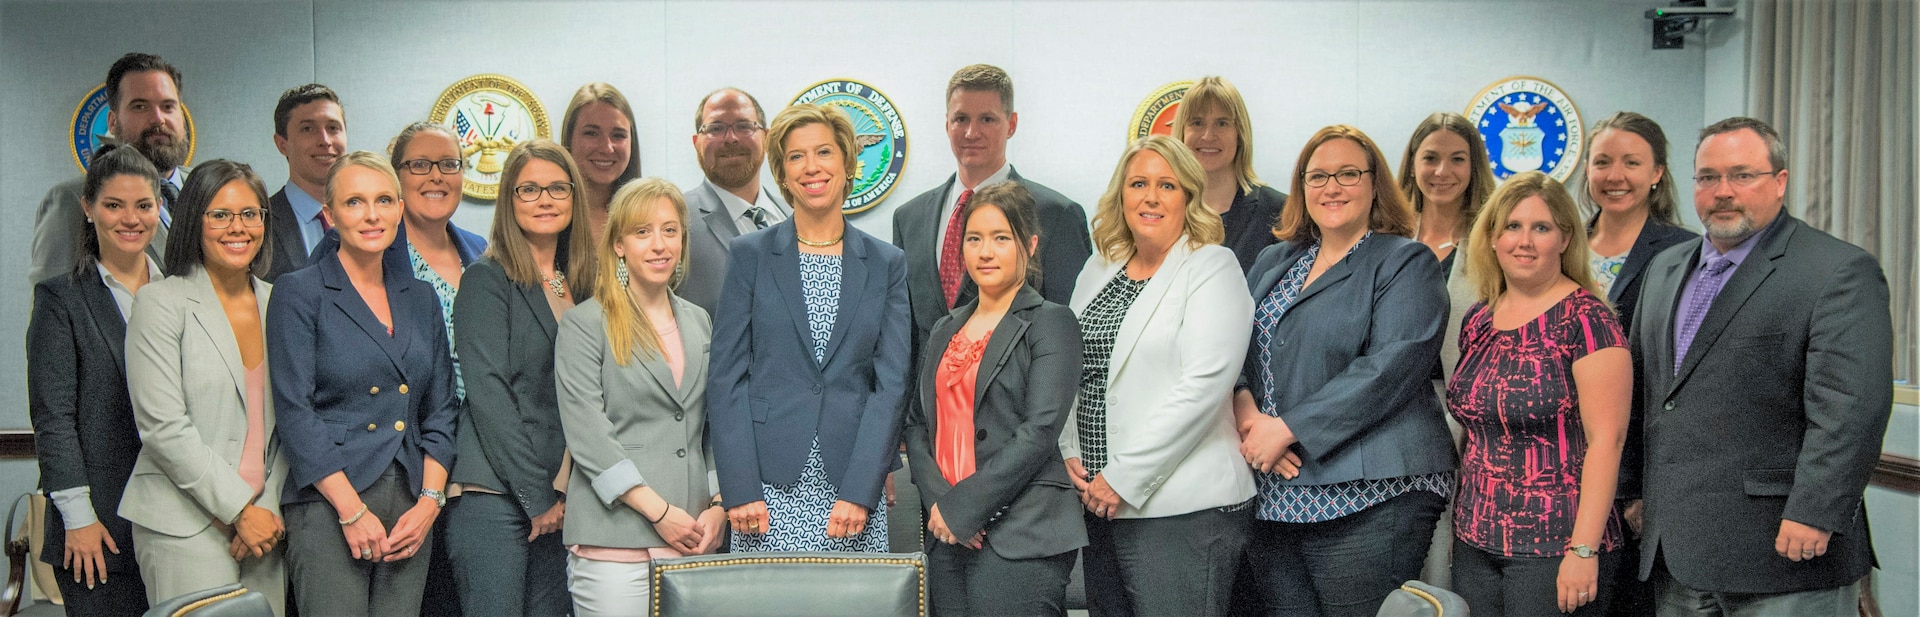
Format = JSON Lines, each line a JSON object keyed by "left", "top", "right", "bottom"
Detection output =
{"left": 264, "top": 83, "right": 347, "bottom": 282}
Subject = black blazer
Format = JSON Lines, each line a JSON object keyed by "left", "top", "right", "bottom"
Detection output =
{"left": 26, "top": 270, "right": 143, "bottom": 572}
{"left": 264, "top": 188, "right": 310, "bottom": 283}
{"left": 1629, "top": 214, "right": 1891, "bottom": 593}
{"left": 1240, "top": 235, "right": 1455, "bottom": 484}
{"left": 1594, "top": 217, "right": 1696, "bottom": 500}
{"left": 903, "top": 286, "right": 1087, "bottom": 560}
{"left": 448, "top": 258, "right": 569, "bottom": 518}
{"left": 1221, "top": 184, "right": 1286, "bottom": 272}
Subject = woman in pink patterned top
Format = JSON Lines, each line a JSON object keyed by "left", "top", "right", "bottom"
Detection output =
{"left": 1448, "top": 171, "right": 1632, "bottom": 616}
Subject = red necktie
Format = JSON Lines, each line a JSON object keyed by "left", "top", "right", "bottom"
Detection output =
{"left": 939, "top": 189, "right": 973, "bottom": 309}
{"left": 318, "top": 214, "right": 333, "bottom": 233}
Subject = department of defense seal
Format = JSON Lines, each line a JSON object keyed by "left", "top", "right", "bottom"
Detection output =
{"left": 790, "top": 79, "right": 909, "bottom": 214}
{"left": 430, "top": 74, "right": 551, "bottom": 201}
{"left": 70, "top": 83, "right": 197, "bottom": 173}
{"left": 1129, "top": 81, "right": 1193, "bottom": 142}
{"left": 1466, "top": 76, "right": 1584, "bottom": 182}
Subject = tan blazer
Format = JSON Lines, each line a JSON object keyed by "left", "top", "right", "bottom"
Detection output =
{"left": 120, "top": 266, "right": 286, "bottom": 538}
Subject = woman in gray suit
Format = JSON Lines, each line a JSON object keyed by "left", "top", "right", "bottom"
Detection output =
{"left": 556, "top": 178, "right": 725, "bottom": 615}
{"left": 121, "top": 160, "right": 286, "bottom": 614}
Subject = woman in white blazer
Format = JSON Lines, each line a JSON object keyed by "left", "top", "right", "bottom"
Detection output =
{"left": 1059, "top": 136, "right": 1256, "bottom": 617}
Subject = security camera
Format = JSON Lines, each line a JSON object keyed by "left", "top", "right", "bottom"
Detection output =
{"left": 1645, "top": 2, "right": 1735, "bottom": 50}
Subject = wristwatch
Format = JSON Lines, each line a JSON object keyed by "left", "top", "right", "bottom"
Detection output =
{"left": 1566, "top": 544, "right": 1598, "bottom": 558}
{"left": 421, "top": 488, "right": 447, "bottom": 508}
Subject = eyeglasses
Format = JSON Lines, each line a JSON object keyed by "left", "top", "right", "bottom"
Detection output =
{"left": 514, "top": 183, "right": 575, "bottom": 202}
{"left": 205, "top": 208, "right": 266, "bottom": 229}
{"left": 1693, "top": 169, "right": 1781, "bottom": 189}
{"left": 1303, "top": 169, "right": 1373, "bottom": 188}
{"left": 699, "top": 121, "right": 762, "bottom": 138}
{"left": 399, "top": 158, "right": 466, "bottom": 175}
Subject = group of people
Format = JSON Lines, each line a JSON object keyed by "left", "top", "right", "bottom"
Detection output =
{"left": 26, "top": 51, "right": 1893, "bottom": 617}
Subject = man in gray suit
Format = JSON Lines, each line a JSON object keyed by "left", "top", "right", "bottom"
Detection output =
{"left": 680, "top": 88, "right": 789, "bottom": 314}
{"left": 30, "top": 53, "right": 193, "bottom": 284}
{"left": 1631, "top": 116, "right": 1892, "bottom": 616}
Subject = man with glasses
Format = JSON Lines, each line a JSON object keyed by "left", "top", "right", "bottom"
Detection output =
{"left": 681, "top": 87, "right": 790, "bottom": 313}
{"left": 264, "top": 83, "right": 347, "bottom": 281}
{"left": 30, "top": 53, "right": 194, "bottom": 283}
{"left": 1630, "top": 117, "right": 1892, "bottom": 616}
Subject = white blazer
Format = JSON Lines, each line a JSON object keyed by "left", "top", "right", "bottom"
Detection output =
{"left": 1059, "top": 239, "right": 1255, "bottom": 519}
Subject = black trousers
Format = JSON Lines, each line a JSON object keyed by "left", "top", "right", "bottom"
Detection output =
{"left": 927, "top": 542, "right": 1075, "bottom": 617}
{"left": 1246, "top": 490, "right": 1446, "bottom": 617}
{"left": 1605, "top": 507, "right": 1653, "bottom": 617}
{"left": 1082, "top": 500, "right": 1252, "bottom": 617}
{"left": 52, "top": 563, "right": 149, "bottom": 616}
{"left": 283, "top": 464, "right": 432, "bottom": 617}
{"left": 443, "top": 491, "right": 569, "bottom": 617}
{"left": 1453, "top": 538, "right": 1620, "bottom": 617}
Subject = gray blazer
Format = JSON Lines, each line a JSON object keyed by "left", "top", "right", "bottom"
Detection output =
{"left": 29, "top": 174, "right": 173, "bottom": 284}
{"left": 555, "top": 296, "right": 713, "bottom": 549}
{"left": 120, "top": 266, "right": 287, "bottom": 538}
{"left": 681, "top": 180, "right": 788, "bottom": 314}
{"left": 449, "top": 258, "right": 569, "bottom": 518}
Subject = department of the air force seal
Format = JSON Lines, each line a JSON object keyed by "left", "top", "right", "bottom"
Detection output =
{"left": 71, "top": 83, "right": 197, "bottom": 173}
{"left": 430, "top": 74, "right": 551, "bottom": 201}
{"left": 1467, "top": 76, "right": 1583, "bottom": 182}
{"left": 1130, "top": 81, "right": 1193, "bottom": 142}
{"left": 790, "top": 79, "right": 908, "bottom": 215}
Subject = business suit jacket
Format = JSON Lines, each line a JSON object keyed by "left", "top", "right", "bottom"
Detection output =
{"left": 707, "top": 220, "right": 911, "bottom": 510}
{"left": 28, "top": 269, "right": 146, "bottom": 570}
{"left": 267, "top": 251, "right": 459, "bottom": 505}
{"left": 904, "top": 286, "right": 1087, "bottom": 560}
{"left": 682, "top": 180, "right": 790, "bottom": 314}
{"left": 449, "top": 258, "right": 570, "bottom": 518}
{"left": 1058, "top": 241, "right": 1256, "bottom": 518}
{"left": 307, "top": 220, "right": 489, "bottom": 275}
{"left": 892, "top": 168, "right": 1092, "bottom": 357}
{"left": 119, "top": 267, "right": 287, "bottom": 538}
{"left": 1629, "top": 214, "right": 1891, "bottom": 593}
{"left": 262, "top": 189, "right": 310, "bottom": 282}
{"left": 1594, "top": 218, "right": 1696, "bottom": 500}
{"left": 29, "top": 174, "right": 175, "bottom": 284}
{"left": 1240, "top": 234, "right": 1455, "bottom": 487}
{"left": 555, "top": 296, "right": 713, "bottom": 549}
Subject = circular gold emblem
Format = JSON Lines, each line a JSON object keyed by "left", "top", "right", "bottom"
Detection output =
{"left": 429, "top": 74, "right": 551, "bottom": 201}
{"left": 70, "top": 83, "right": 197, "bottom": 173}
{"left": 1129, "top": 80, "right": 1193, "bottom": 142}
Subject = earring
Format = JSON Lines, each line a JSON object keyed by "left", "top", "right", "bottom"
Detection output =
{"left": 616, "top": 259, "right": 630, "bottom": 289}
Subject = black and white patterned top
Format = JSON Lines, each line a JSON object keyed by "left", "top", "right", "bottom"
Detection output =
{"left": 1076, "top": 268, "right": 1151, "bottom": 476}
{"left": 798, "top": 253, "right": 841, "bottom": 364}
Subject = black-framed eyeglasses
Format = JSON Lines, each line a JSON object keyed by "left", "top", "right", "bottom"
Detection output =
{"left": 205, "top": 208, "right": 266, "bottom": 229}
{"left": 1303, "top": 169, "right": 1372, "bottom": 188}
{"left": 1692, "top": 169, "right": 1781, "bottom": 189}
{"left": 514, "top": 183, "right": 575, "bottom": 202}
{"left": 699, "top": 121, "right": 762, "bottom": 138}
{"left": 399, "top": 158, "right": 465, "bottom": 175}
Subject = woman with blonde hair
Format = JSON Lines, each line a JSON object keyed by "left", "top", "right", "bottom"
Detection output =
{"left": 1171, "top": 75, "right": 1286, "bottom": 271}
{"left": 561, "top": 82, "right": 642, "bottom": 240}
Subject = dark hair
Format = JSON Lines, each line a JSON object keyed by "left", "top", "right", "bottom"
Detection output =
{"left": 163, "top": 159, "right": 274, "bottom": 278}
{"left": 104, "top": 53, "right": 182, "bottom": 112}
{"left": 1396, "top": 112, "right": 1497, "bottom": 239}
{"left": 1699, "top": 116, "right": 1788, "bottom": 171}
{"left": 273, "top": 83, "right": 340, "bottom": 137}
{"left": 963, "top": 181, "right": 1043, "bottom": 289}
{"left": 389, "top": 121, "right": 460, "bottom": 163}
{"left": 72, "top": 144, "right": 163, "bottom": 276}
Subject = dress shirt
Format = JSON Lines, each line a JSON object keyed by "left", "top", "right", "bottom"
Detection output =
{"left": 717, "top": 184, "right": 786, "bottom": 233}
{"left": 933, "top": 163, "right": 1012, "bottom": 261}
{"left": 282, "top": 182, "right": 328, "bottom": 255}
{"left": 1671, "top": 221, "right": 1768, "bottom": 365}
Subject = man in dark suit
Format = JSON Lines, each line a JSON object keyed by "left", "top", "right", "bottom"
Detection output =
{"left": 681, "top": 87, "right": 790, "bottom": 314}
{"left": 1631, "top": 116, "right": 1892, "bottom": 616}
{"left": 891, "top": 64, "right": 1091, "bottom": 355}
{"left": 263, "top": 83, "right": 347, "bottom": 282}
{"left": 30, "top": 53, "right": 192, "bottom": 284}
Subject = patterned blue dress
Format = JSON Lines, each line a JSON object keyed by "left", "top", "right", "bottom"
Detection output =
{"left": 730, "top": 252, "right": 890, "bottom": 553}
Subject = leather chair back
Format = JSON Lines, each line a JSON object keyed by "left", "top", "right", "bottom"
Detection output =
{"left": 1376, "top": 580, "right": 1471, "bottom": 617}
{"left": 653, "top": 551, "right": 926, "bottom": 617}
{"left": 142, "top": 583, "right": 273, "bottom": 617}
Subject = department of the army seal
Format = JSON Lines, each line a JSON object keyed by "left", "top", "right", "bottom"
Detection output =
{"left": 71, "top": 83, "right": 197, "bottom": 173}
{"left": 790, "top": 79, "right": 909, "bottom": 215}
{"left": 1129, "top": 80, "right": 1193, "bottom": 142}
{"left": 430, "top": 74, "right": 551, "bottom": 201}
{"left": 1466, "top": 76, "right": 1584, "bottom": 182}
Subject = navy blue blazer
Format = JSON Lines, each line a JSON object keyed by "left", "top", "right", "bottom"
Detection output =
{"left": 268, "top": 250, "right": 460, "bottom": 504}
{"left": 707, "top": 219, "right": 911, "bottom": 511}
{"left": 308, "top": 220, "right": 488, "bottom": 273}
{"left": 1240, "top": 234, "right": 1455, "bottom": 484}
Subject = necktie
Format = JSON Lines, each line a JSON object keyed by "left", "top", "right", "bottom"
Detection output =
{"left": 318, "top": 212, "right": 333, "bottom": 233}
{"left": 159, "top": 182, "right": 179, "bottom": 228}
{"left": 1673, "top": 256, "right": 1735, "bottom": 372}
{"left": 939, "top": 189, "right": 973, "bottom": 309}
{"left": 745, "top": 206, "right": 770, "bottom": 230}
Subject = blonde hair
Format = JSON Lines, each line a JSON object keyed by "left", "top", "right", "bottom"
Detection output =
{"left": 1170, "top": 76, "right": 1263, "bottom": 193}
{"left": 594, "top": 178, "right": 690, "bottom": 366}
{"left": 322, "top": 150, "right": 401, "bottom": 206}
{"left": 764, "top": 104, "right": 860, "bottom": 208}
{"left": 1090, "top": 135, "right": 1223, "bottom": 262}
{"left": 1465, "top": 170, "right": 1600, "bottom": 307}
{"left": 561, "top": 82, "right": 642, "bottom": 188}
{"left": 488, "top": 139, "right": 597, "bottom": 298}
{"left": 1396, "top": 112, "right": 1497, "bottom": 239}
{"left": 1276, "top": 125, "right": 1415, "bottom": 242}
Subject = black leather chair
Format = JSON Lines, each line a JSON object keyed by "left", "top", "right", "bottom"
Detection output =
{"left": 652, "top": 551, "right": 927, "bottom": 617}
{"left": 141, "top": 583, "right": 273, "bottom": 617}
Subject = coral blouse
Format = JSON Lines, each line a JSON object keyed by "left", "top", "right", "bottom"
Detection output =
{"left": 935, "top": 329, "right": 991, "bottom": 485}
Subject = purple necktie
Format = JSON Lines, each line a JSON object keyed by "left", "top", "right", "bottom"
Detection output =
{"left": 1673, "top": 256, "right": 1735, "bottom": 372}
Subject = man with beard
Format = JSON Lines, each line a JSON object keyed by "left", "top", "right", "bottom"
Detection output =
{"left": 30, "top": 53, "right": 193, "bottom": 283}
{"left": 1629, "top": 116, "right": 1892, "bottom": 616}
{"left": 262, "top": 83, "right": 346, "bottom": 282}
{"left": 680, "top": 87, "right": 790, "bottom": 313}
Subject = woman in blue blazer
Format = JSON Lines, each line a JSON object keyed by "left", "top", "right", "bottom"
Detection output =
{"left": 1236, "top": 126, "right": 1455, "bottom": 617}
{"left": 707, "top": 104, "right": 911, "bottom": 552}
{"left": 268, "top": 152, "right": 458, "bottom": 616}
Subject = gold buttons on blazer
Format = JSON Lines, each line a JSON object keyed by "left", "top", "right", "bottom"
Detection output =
{"left": 395, "top": 421, "right": 407, "bottom": 432}
{"left": 399, "top": 384, "right": 410, "bottom": 395}
{"left": 366, "top": 423, "right": 377, "bottom": 432}
{"left": 370, "top": 386, "right": 380, "bottom": 395}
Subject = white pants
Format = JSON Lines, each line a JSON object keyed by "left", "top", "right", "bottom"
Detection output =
{"left": 132, "top": 522, "right": 286, "bottom": 616}
{"left": 568, "top": 549, "right": 683, "bottom": 617}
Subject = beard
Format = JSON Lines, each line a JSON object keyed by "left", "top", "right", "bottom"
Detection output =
{"left": 701, "top": 144, "right": 760, "bottom": 190}
{"left": 1700, "top": 204, "right": 1758, "bottom": 245}
{"left": 132, "top": 124, "right": 190, "bottom": 171}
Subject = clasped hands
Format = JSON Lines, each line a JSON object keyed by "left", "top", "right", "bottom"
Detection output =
{"left": 727, "top": 499, "right": 870, "bottom": 539}
{"left": 339, "top": 496, "right": 443, "bottom": 563}
{"left": 214, "top": 504, "right": 282, "bottom": 562}
{"left": 1235, "top": 391, "right": 1302, "bottom": 478}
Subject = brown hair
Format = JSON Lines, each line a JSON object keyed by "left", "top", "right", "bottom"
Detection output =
{"left": 764, "top": 104, "right": 861, "bottom": 207}
{"left": 1396, "top": 112, "right": 1497, "bottom": 239}
{"left": 1089, "top": 135, "right": 1223, "bottom": 262}
{"left": 488, "top": 139, "right": 597, "bottom": 298}
{"left": 561, "top": 82, "right": 642, "bottom": 188}
{"left": 1276, "top": 125, "right": 1415, "bottom": 242}
{"left": 1576, "top": 111, "right": 1682, "bottom": 226}
{"left": 946, "top": 64, "right": 1015, "bottom": 113}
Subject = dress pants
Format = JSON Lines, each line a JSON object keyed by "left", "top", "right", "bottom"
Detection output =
{"left": 132, "top": 521, "right": 285, "bottom": 616}
{"left": 52, "top": 560, "right": 150, "bottom": 616}
{"left": 444, "top": 491, "right": 569, "bottom": 617}
{"left": 282, "top": 464, "right": 431, "bottom": 617}
{"left": 1654, "top": 562, "right": 1859, "bottom": 617}
{"left": 1451, "top": 538, "right": 1620, "bottom": 617}
{"left": 1082, "top": 500, "right": 1251, "bottom": 617}
{"left": 927, "top": 541, "right": 1075, "bottom": 617}
{"left": 1247, "top": 490, "right": 1446, "bottom": 617}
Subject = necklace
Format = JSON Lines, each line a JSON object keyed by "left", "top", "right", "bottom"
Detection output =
{"left": 796, "top": 231, "right": 843, "bottom": 247}
{"left": 545, "top": 271, "right": 568, "bottom": 298}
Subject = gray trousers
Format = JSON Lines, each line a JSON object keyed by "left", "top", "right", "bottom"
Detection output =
{"left": 283, "top": 465, "right": 431, "bottom": 617}
{"left": 444, "top": 491, "right": 569, "bottom": 617}
{"left": 132, "top": 521, "right": 285, "bottom": 616}
{"left": 1655, "top": 566, "right": 1859, "bottom": 617}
